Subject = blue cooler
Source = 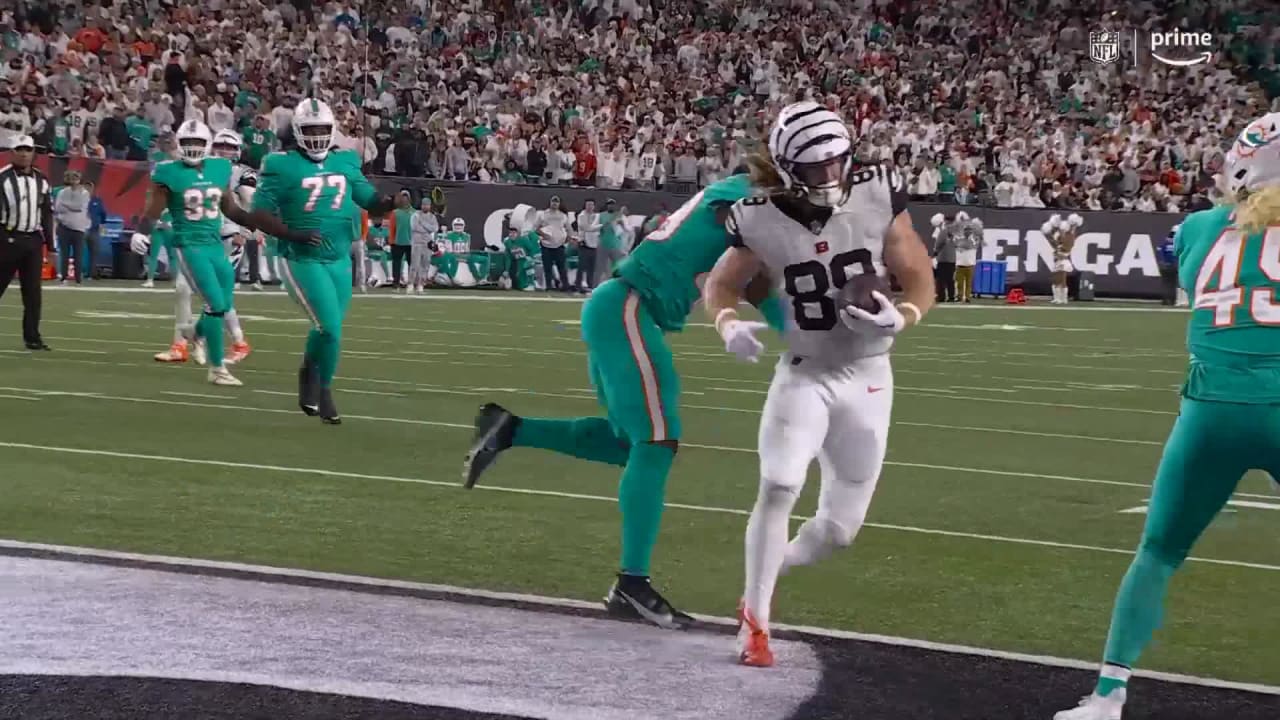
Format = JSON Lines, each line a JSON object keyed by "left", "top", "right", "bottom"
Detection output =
{"left": 973, "top": 260, "right": 1007, "bottom": 298}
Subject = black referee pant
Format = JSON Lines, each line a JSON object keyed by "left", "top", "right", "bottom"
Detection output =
{"left": 0, "top": 230, "right": 46, "bottom": 344}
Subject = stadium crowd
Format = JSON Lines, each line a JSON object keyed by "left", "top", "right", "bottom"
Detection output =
{"left": 0, "top": 0, "right": 1278, "bottom": 212}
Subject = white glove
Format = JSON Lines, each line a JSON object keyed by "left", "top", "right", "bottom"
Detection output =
{"left": 130, "top": 232, "right": 151, "bottom": 255}
{"left": 840, "top": 291, "right": 906, "bottom": 337}
{"left": 718, "top": 315, "right": 768, "bottom": 363}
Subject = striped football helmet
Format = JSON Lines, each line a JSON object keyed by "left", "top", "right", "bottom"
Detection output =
{"left": 212, "top": 129, "right": 242, "bottom": 160}
{"left": 768, "top": 101, "right": 854, "bottom": 207}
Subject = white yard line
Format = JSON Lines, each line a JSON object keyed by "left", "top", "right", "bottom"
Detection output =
{"left": 0, "top": 441, "right": 1275, "bottom": 576}
{"left": 41, "top": 285, "right": 1193, "bottom": 313}
{"left": 0, "top": 385, "right": 1275, "bottom": 502}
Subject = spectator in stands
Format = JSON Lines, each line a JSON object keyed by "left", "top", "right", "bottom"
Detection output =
{"left": 535, "top": 195, "right": 571, "bottom": 292}
{"left": 98, "top": 105, "right": 131, "bottom": 160}
{"left": 8, "top": 0, "right": 1279, "bottom": 216}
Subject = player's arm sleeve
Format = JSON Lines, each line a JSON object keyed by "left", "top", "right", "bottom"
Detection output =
{"left": 347, "top": 157, "right": 392, "bottom": 214}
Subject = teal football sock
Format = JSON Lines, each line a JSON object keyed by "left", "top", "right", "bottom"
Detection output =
{"left": 199, "top": 314, "right": 225, "bottom": 367}
{"left": 514, "top": 417, "right": 630, "bottom": 466}
{"left": 1096, "top": 549, "right": 1177, "bottom": 695}
{"left": 618, "top": 441, "right": 676, "bottom": 576}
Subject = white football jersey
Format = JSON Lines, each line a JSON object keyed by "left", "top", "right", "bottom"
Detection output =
{"left": 221, "top": 164, "right": 258, "bottom": 238}
{"left": 728, "top": 164, "right": 907, "bottom": 367}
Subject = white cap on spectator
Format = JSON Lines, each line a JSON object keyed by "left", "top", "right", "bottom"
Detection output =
{"left": 10, "top": 135, "right": 34, "bottom": 150}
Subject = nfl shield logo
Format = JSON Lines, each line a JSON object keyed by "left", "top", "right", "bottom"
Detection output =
{"left": 808, "top": 220, "right": 823, "bottom": 235}
{"left": 1089, "top": 30, "right": 1119, "bottom": 65}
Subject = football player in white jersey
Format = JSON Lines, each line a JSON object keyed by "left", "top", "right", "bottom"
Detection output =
{"left": 211, "top": 129, "right": 253, "bottom": 363}
{"left": 703, "top": 101, "right": 936, "bottom": 667}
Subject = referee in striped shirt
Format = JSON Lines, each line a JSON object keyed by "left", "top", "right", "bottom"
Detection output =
{"left": 0, "top": 135, "right": 53, "bottom": 350}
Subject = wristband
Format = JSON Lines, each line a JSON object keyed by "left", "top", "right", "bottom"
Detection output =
{"left": 896, "top": 302, "right": 922, "bottom": 326}
{"left": 714, "top": 307, "right": 740, "bottom": 336}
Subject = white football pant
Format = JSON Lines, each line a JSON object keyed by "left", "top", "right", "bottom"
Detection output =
{"left": 743, "top": 353, "right": 892, "bottom": 630}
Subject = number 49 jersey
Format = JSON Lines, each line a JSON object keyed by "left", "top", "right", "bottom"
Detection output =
{"left": 1178, "top": 204, "right": 1280, "bottom": 403}
{"left": 152, "top": 157, "right": 234, "bottom": 248}
{"left": 728, "top": 164, "right": 908, "bottom": 367}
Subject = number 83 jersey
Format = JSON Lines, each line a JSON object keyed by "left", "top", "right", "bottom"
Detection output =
{"left": 152, "top": 157, "right": 234, "bottom": 248}
{"left": 727, "top": 164, "right": 908, "bottom": 367}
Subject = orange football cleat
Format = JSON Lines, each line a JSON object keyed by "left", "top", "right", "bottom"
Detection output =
{"left": 154, "top": 341, "right": 189, "bottom": 363}
{"left": 228, "top": 340, "right": 252, "bottom": 364}
{"left": 737, "top": 602, "right": 775, "bottom": 668}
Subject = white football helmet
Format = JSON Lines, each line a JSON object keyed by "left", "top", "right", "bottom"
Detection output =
{"left": 212, "top": 129, "right": 242, "bottom": 160}
{"left": 1225, "top": 112, "right": 1280, "bottom": 196}
{"left": 767, "top": 101, "right": 853, "bottom": 207}
{"left": 175, "top": 120, "right": 213, "bottom": 165}
{"left": 452, "top": 218, "right": 466, "bottom": 232}
{"left": 293, "top": 98, "right": 335, "bottom": 161}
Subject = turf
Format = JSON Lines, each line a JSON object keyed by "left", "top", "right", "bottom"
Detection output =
{"left": 0, "top": 286, "right": 1277, "bottom": 685}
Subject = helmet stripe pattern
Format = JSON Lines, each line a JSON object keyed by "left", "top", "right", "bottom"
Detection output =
{"left": 768, "top": 101, "right": 854, "bottom": 207}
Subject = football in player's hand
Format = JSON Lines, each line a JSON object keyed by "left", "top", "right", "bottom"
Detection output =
{"left": 839, "top": 274, "right": 891, "bottom": 314}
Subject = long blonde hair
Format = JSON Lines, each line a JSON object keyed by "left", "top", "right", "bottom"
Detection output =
{"left": 1234, "top": 185, "right": 1280, "bottom": 236}
{"left": 744, "top": 151, "right": 786, "bottom": 194}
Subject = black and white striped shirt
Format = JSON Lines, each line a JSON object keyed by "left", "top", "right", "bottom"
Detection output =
{"left": 0, "top": 164, "right": 52, "bottom": 235}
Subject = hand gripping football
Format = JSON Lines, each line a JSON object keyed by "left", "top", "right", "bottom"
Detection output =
{"left": 839, "top": 273, "right": 891, "bottom": 314}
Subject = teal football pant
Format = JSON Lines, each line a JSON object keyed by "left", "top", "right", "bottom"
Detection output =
{"left": 279, "top": 258, "right": 353, "bottom": 388}
{"left": 509, "top": 278, "right": 680, "bottom": 576}
{"left": 173, "top": 244, "right": 234, "bottom": 367}
{"left": 1100, "top": 398, "right": 1280, "bottom": 676}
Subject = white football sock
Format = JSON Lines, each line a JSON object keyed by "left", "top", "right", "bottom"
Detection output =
{"left": 782, "top": 517, "right": 846, "bottom": 572}
{"left": 174, "top": 276, "right": 194, "bottom": 343}
{"left": 224, "top": 309, "right": 245, "bottom": 343}
{"left": 743, "top": 483, "right": 800, "bottom": 629}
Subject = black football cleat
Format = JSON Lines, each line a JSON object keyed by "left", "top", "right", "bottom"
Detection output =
{"left": 319, "top": 388, "right": 341, "bottom": 425}
{"left": 604, "top": 574, "right": 693, "bottom": 630}
{"left": 463, "top": 403, "right": 517, "bottom": 489}
{"left": 25, "top": 341, "right": 50, "bottom": 351}
{"left": 298, "top": 361, "right": 320, "bottom": 416}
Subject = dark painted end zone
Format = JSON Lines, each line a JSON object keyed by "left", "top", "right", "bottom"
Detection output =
{"left": 795, "top": 635, "right": 1280, "bottom": 720}
{"left": 0, "top": 676, "right": 539, "bottom": 720}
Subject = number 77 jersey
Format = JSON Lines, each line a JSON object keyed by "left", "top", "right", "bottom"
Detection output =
{"left": 1179, "top": 205, "right": 1280, "bottom": 402}
{"left": 727, "top": 163, "right": 907, "bottom": 367}
{"left": 252, "top": 148, "right": 380, "bottom": 263}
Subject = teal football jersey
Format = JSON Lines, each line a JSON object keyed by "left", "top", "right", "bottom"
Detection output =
{"left": 1177, "top": 204, "right": 1280, "bottom": 402}
{"left": 614, "top": 174, "right": 753, "bottom": 332}
{"left": 253, "top": 148, "right": 380, "bottom": 262}
{"left": 152, "top": 158, "right": 233, "bottom": 247}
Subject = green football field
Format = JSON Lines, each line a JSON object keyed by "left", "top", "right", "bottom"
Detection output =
{"left": 1, "top": 286, "right": 1278, "bottom": 686}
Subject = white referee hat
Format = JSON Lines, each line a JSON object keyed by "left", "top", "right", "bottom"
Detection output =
{"left": 9, "top": 134, "right": 34, "bottom": 150}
